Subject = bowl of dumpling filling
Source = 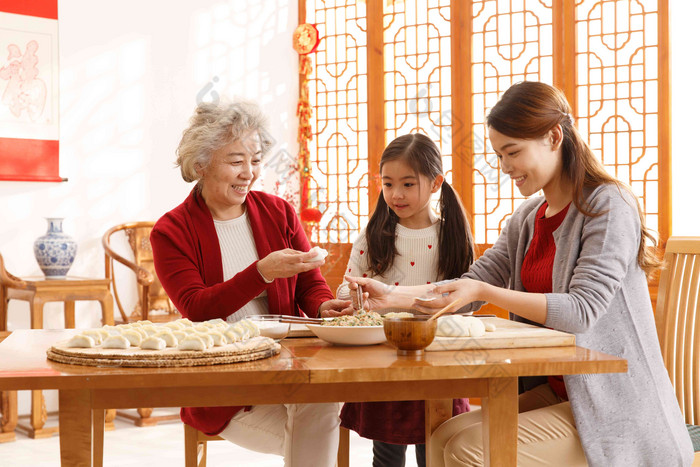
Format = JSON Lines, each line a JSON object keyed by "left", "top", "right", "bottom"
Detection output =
{"left": 306, "top": 310, "right": 386, "bottom": 346}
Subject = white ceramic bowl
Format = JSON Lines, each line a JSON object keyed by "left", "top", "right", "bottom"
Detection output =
{"left": 248, "top": 316, "right": 291, "bottom": 340}
{"left": 306, "top": 324, "right": 386, "bottom": 346}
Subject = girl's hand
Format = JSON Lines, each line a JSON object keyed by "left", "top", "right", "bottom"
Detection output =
{"left": 344, "top": 276, "right": 391, "bottom": 310}
{"left": 411, "top": 278, "right": 481, "bottom": 314}
{"left": 318, "top": 299, "right": 353, "bottom": 318}
{"left": 257, "top": 249, "right": 324, "bottom": 280}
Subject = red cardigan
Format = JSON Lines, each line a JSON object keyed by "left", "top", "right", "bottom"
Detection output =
{"left": 151, "top": 188, "right": 333, "bottom": 435}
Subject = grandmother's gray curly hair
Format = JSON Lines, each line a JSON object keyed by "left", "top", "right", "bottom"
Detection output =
{"left": 176, "top": 100, "right": 273, "bottom": 183}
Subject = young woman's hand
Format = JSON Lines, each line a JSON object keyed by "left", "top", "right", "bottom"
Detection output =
{"left": 411, "top": 278, "right": 481, "bottom": 314}
{"left": 318, "top": 299, "right": 353, "bottom": 318}
{"left": 256, "top": 249, "right": 324, "bottom": 280}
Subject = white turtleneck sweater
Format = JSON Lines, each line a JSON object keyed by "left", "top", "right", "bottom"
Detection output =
{"left": 339, "top": 222, "right": 441, "bottom": 314}
{"left": 213, "top": 212, "right": 268, "bottom": 322}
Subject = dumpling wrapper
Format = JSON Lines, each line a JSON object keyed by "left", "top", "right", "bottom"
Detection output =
{"left": 102, "top": 335, "right": 130, "bottom": 349}
{"left": 154, "top": 331, "right": 178, "bottom": 347}
{"left": 121, "top": 329, "right": 143, "bottom": 347}
{"left": 140, "top": 336, "right": 166, "bottom": 350}
{"left": 436, "top": 315, "right": 486, "bottom": 337}
{"left": 178, "top": 335, "right": 206, "bottom": 351}
{"left": 66, "top": 334, "right": 95, "bottom": 348}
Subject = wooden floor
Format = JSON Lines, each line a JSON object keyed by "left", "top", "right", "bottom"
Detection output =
{"left": 1, "top": 410, "right": 420, "bottom": 467}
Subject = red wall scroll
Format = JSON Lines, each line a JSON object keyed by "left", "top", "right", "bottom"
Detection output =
{"left": 0, "top": 0, "right": 62, "bottom": 182}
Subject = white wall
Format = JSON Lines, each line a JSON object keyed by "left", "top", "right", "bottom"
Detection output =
{"left": 1, "top": 0, "right": 300, "bottom": 331}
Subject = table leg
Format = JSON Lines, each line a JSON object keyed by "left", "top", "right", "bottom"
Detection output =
{"left": 424, "top": 399, "right": 452, "bottom": 467}
{"left": 99, "top": 292, "right": 114, "bottom": 326}
{"left": 0, "top": 390, "right": 17, "bottom": 443}
{"left": 64, "top": 301, "right": 76, "bottom": 328}
{"left": 105, "top": 409, "right": 116, "bottom": 431}
{"left": 59, "top": 389, "right": 95, "bottom": 467}
{"left": 0, "top": 287, "right": 7, "bottom": 331}
{"left": 93, "top": 409, "right": 105, "bottom": 467}
{"left": 482, "top": 377, "right": 518, "bottom": 466}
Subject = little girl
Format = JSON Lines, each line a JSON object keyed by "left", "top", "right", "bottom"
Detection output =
{"left": 338, "top": 133, "right": 476, "bottom": 467}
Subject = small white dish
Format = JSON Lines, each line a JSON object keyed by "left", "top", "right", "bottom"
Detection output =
{"left": 306, "top": 323, "right": 386, "bottom": 346}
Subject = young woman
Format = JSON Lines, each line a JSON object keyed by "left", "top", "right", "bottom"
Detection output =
{"left": 346, "top": 82, "right": 694, "bottom": 466}
{"left": 336, "top": 133, "right": 475, "bottom": 467}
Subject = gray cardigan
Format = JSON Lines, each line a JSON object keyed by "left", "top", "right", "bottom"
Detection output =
{"left": 462, "top": 184, "right": 694, "bottom": 466}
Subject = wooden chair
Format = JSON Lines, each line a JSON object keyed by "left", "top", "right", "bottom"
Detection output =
{"left": 103, "top": 222, "right": 180, "bottom": 427}
{"left": 184, "top": 424, "right": 350, "bottom": 467}
{"left": 655, "top": 237, "right": 700, "bottom": 460}
{"left": 103, "top": 221, "right": 179, "bottom": 323}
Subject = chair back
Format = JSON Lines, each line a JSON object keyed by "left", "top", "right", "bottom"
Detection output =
{"left": 655, "top": 236, "right": 700, "bottom": 425}
{"left": 103, "top": 222, "right": 177, "bottom": 322}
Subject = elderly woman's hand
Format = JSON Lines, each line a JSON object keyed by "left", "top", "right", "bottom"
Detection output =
{"left": 257, "top": 249, "right": 324, "bottom": 281}
{"left": 318, "top": 299, "right": 353, "bottom": 318}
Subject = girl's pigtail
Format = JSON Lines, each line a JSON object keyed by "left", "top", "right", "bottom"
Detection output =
{"left": 366, "top": 192, "right": 399, "bottom": 277}
{"left": 438, "top": 182, "right": 475, "bottom": 280}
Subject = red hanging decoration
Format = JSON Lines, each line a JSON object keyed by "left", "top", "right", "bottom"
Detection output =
{"left": 293, "top": 23, "right": 321, "bottom": 227}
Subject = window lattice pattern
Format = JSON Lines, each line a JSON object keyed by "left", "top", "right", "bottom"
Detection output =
{"left": 575, "top": 0, "right": 660, "bottom": 236}
{"left": 471, "top": 0, "right": 554, "bottom": 244}
{"left": 307, "top": 0, "right": 369, "bottom": 244}
{"left": 383, "top": 0, "right": 454, "bottom": 184}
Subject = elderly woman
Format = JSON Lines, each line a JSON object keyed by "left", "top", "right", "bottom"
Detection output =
{"left": 150, "top": 100, "right": 349, "bottom": 466}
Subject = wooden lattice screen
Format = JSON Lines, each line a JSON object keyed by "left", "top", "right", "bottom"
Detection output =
{"left": 300, "top": 0, "right": 670, "bottom": 295}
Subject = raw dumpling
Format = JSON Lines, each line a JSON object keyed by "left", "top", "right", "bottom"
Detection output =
{"left": 178, "top": 335, "right": 206, "bottom": 351}
{"left": 193, "top": 332, "right": 214, "bottom": 348}
{"left": 239, "top": 319, "right": 260, "bottom": 337}
{"left": 484, "top": 322, "right": 497, "bottom": 332}
{"left": 140, "top": 336, "right": 166, "bottom": 350}
{"left": 171, "top": 330, "right": 188, "bottom": 343}
{"left": 102, "top": 335, "right": 130, "bottom": 349}
{"left": 223, "top": 327, "right": 240, "bottom": 344}
{"left": 154, "top": 331, "right": 178, "bottom": 347}
{"left": 463, "top": 316, "right": 486, "bottom": 337}
{"left": 81, "top": 329, "right": 105, "bottom": 345}
{"left": 66, "top": 334, "right": 95, "bottom": 348}
{"left": 208, "top": 331, "right": 226, "bottom": 346}
{"left": 121, "top": 329, "right": 143, "bottom": 347}
{"left": 164, "top": 321, "right": 183, "bottom": 331}
{"left": 194, "top": 324, "right": 212, "bottom": 333}
{"left": 141, "top": 324, "right": 159, "bottom": 336}
{"left": 229, "top": 323, "right": 250, "bottom": 341}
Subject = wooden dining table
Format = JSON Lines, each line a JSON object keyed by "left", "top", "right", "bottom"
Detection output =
{"left": 0, "top": 329, "right": 627, "bottom": 466}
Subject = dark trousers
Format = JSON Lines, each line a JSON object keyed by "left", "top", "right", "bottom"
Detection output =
{"left": 372, "top": 440, "right": 426, "bottom": 467}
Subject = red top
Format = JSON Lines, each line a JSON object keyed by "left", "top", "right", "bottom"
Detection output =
{"left": 150, "top": 189, "right": 333, "bottom": 435}
{"left": 521, "top": 201, "right": 570, "bottom": 401}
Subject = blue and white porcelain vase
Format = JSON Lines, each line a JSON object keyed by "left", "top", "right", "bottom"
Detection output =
{"left": 33, "top": 218, "right": 78, "bottom": 279}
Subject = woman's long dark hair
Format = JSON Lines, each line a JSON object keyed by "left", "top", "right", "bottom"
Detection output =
{"left": 365, "top": 133, "right": 475, "bottom": 280}
{"left": 486, "top": 81, "right": 660, "bottom": 275}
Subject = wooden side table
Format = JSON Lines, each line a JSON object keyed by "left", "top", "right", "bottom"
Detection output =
{"left": 0, "top": 331, "right": 16, "bottom": 443}
{"left": 0, "top": 276, "right": 115, "bottom": 439}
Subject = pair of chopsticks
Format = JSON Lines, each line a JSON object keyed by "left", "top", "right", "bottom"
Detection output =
{"left": 279, "top": 316, "right": 323, "bottom": 324}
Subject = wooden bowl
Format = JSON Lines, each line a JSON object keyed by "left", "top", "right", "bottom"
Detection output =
{"left": 383, "top": 315, "right": 437, "bottom": 356}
